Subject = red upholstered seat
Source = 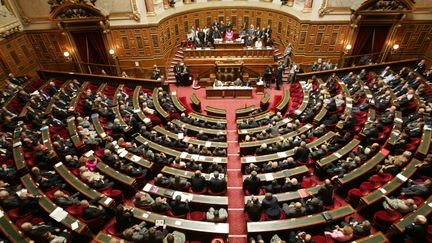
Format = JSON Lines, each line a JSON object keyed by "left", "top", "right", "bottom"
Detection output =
{"left": 348, "top": 188, "right": 368, "bottom": 205}
{"left": 66, "top": 205, "right": 83, "bottom": 217}
{"left": 311, "top": 235, "right": 327, "bottom": 243}
{"left": 264, "top": 211, "right": 285, "bottom": 221}
{"left": 373, "top": 209, "right": 402, "bottom": 229}
{"left": 370, "top": 175, "right": 384, "bottom": 185}
{"left": 79, "top": 216, "right": 104, "bottom": 231}
{"left": 103, "top": 188, "right": 123, "bottom": 202}
{"left": 105, "top": 220, "right": 123, "bottom": 237}
{"left": 360, "top": 181, "right": 380, "bottom": 191}
{"left": 166, "top": 209, "right": 188, "bottom": 219}
{"left": 7, "top": 208, "right": 32, "bottom": 222}
{"left": 187, "top": 211, "right": 206, "bottom": 221}
{"left": 378, "top": 172, "right": 393, "bottom": 182}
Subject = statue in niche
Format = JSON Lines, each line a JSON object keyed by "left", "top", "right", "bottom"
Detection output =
{"left": 367, "top": 0, "right": 407, "bottom": 10}
{"left": 48, "top": 0, "right": 97, "bottom": 12}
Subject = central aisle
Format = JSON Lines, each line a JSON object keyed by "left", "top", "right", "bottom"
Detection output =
{"left": 225, "top": 109, "right": 247, "bottom": 243}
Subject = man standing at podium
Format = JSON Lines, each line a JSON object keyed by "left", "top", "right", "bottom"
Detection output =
{"left": 264, "top": 65, "right": 273, "bottom": 88}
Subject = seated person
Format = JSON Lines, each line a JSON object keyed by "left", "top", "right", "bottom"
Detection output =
{"left": 404, "top": 215, "right": 428, "bottom": 242}
{"left": 169, "top": 195, "right": 190, "bottom": 216}
{"left": 261, "top": 193, "right": 281, "bottom": 220}
{"left": 225, "top": 28, "right": 234, "bottom": 41}
{"left": 244, "top": 196, "right": 262, "bottom": 221}
{"left": 134, "top": 192, "right": 154, "bottom": 208}
{"left": 81, "top": 200, "right": 105, "bottom": 220}
{"left": 243, "top": 171, "right": 261, "bottom": 195}
{"left": 213, "top": 79, "right": 225, "bottom": 87}
{"left": 151, "top": 197, "right": 171, "bottom": 214}
{"left": 401, "top": 179, "right": 432, "bottom": 197}
{"left": 208, "top": 171, "right": 226, "bottom": 193}
{"left": 383, "top": 196, "right": 417, "bottom": 214}
{"left": 206, "top": 207, "right": 228, "bottom": 222}
{"left": 283, "top": 201, "right": 306, "bottom": 218}
{"left": 324, "top": 225, "right": 354, "bottom": 242}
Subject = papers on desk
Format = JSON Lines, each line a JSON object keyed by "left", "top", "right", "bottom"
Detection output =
{"left": 104, "top": 197, "right": 113, "bottom": 205}
{"left": 428, "top": 202, "right": 432, "bottom": 208}
{"left": 424, "top": 125, "right": 432, "bottom": 131}
{"left": 143, "top": 183, "right": 152, "bottom": 192}
{"left": 119, "top": 150, "right": 128, "bottom": 158}
{"left": 205, "top": 141, "right": 212, "bottom": 147}
{"left": 334, "top": 153, "right": 342, "bottom": 158}
{"left": 294, "top": 110, "right": 302, "bottom": 115}
{"left": 55, "top": 162, "right": 63, "bottom": 167}
{"left": 196, "top": 47, "right": 202, "bottom": 50}
{"left": 241, "top": 130, "right": 248, "bottom": 134}
{"left": 245, "top": 157, "right": 256, "bottom": 163}
{"left": 155, "top": 220, "right": 164, "bottom": 227}
{"left": 142, "top": 212, "right": 149, "bottom": 218}
{"left": 84, "top": 150, "right": 94, "bottom": 157}
{"left": 71, "top": 221, "right": 79, "bottom": 231}
{"left": 0, "top": 210, "right": 4, "bottom": 218}
{"left": 143, "top": 118, "right": 151, "bottom": 124}
{"left": 346, "top": 103, "right": 353, "bottom": 109}
{"left": 378, "top": 188, "right": 387, "bottom": 194}
{"left": 277, "top": 152, "right": 287, "bottom": 158}
{"left": 171, "top": 91, "right": 177, "bottom": 95}
{"left": 100, "top": 132, "right": 107, "bottom": 138}
{"left": 131, "top": 155, "right": 141, "bottom": 162}
{"left": 283, "top": 118, "right": 290, "bottom": 124}
{"left": 133, "top": 109, "right": 141, "bottom": 113}
{"left": 191, "top": 154, "right": 199, "bottom": 161}
{"left": 178, "top": 133, "right": 184, "bottom": 139}
{"left": 395, "top": 118, "right": 403, "bottom": 123}
{"left": 180, "top": 152, "right": 188, "bottom": 159}
{"left": 50, "top": 207, "right": 68, "bottom": 222}
{"left": 174, "top": 220, "right": 182, "bottom": 225}
{"left": 396, "top": 173, "right": 408, "bottom": 182}
{"left": 40, "top": 126, "right": 48, "bottom": 131}
{"left": 213, "top": 157, "right": 222, "bottom": 163}
{"left": 264, "top": 173, "right": 274, "bottom": 181}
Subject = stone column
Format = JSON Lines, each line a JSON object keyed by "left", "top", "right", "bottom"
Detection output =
{"left": 145, "top": 0, "right": 156, "bottom": 16}
{"left": 303, "top": 0, "right": 313, "bottom": 12}
{"left": 287, "top": 0, "right": 294, "bottom": 7}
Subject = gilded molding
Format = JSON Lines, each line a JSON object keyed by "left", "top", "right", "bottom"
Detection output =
{"left": 130, "top": 0, "right": 141, "bottom": 21}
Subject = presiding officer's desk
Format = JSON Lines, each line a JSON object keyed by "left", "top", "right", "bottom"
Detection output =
{"left": 206, "top": 86, "right": 253, "bottom": 99}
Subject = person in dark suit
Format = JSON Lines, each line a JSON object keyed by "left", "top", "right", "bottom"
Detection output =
{"left": 81, "top": 200, "right": 105, "bottom": 220}
{"left": 261, "top": 193, "right": 281, "bottom": 220}
{"left": 151, "top": 197, "right": 171, "bottom": 214}
{"left": 190, "top": 170, "right": 206, "bottom": 192}
{"left": 143, "top": 226, "right": 169, "bottom": 243}
{"left": 413, "top": 59, "right": 426, "bottom": 74}
{"left": 154, "top": 173, "right": 171, "bottom": 188}
{"left": 293, "top": 142, "right": 310, "bottom": 163}
{"left": 174, "top": 63, "right": 184, "bottom": 86}
{"left": 305, "top": 197, "right": 324, "bottom": 214}
{"left": 276, "top": 61, "right": 285, "bottom": 90}
{"left": 244, "top": 196, "right": 262, "bottom": 221}
{"left": 263, "top": 179, "right": 282, "bottom": 194}
{"left": 208, "top": 171, "right": 226, "bottom": 193}
{"left": 114, "top": 205, "right": 133, "bottom": 232}
{"left": 21, "top": 222, "right": 56, "bottom": 240}
{"left": 317, "top": 179, "right": 334, "bottom": 206}
{"left": 401, "top": 179, "right": 432, "bottom": 197}
{"left": 283, "top": 201, "right": 306, "bottom": 218}
{"left": 169, "top": 195, "right": 190, "bottom": 216}
{"left": 243, "top": 171, "right": 261, "bottom": 195}
{"left": 0, "top": 190, "right": 19, "bottom": 210}
{"left": 53, "top": 190, "right": 80, "bottom": 207}
{"left": 404, "top": 215, "right": 427, "bottom": 242}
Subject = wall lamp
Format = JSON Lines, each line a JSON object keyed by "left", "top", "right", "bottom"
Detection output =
{"left": 63, "top": 51, "right": 71, "bottom": 61}
{"left": 343, "top": 44, "right": 352, "bottom": 54}
{"left": 109, "top": 49, "right": 117, "bottom": 58}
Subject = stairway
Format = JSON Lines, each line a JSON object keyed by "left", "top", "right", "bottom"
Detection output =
{"left": 167, "top": 49, "right": 185, "bottom": 84}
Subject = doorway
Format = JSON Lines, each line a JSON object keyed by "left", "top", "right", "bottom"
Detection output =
{"left": 352, "top": 25, "right": 391, "bottom": 65}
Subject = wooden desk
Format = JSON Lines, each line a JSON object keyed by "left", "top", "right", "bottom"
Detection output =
{"left": 132, "top": 207, "right": 229, "bottom": 234}
{"left": 171, "top": 91, "right": 187, "bottom": 113}
{"left": 236, "top": 105, "right": 257, "bottom": 118}
{"left": 214, "top": 41, "right": 244, "bottom": 49}
{"left": 133, "top": 86, "right": 151, "bottom": 125}
{"left": 183, "top": 47, "right": 274, "bottom": 64}
{"left": 153, "top": 126, "right": 227, "bottom": 148}
{"left": 385, "top": 111, "right": 403, "bottom": 149}
{"left": 245, "top": 185, "right": 322, "bottom": 203}
{"left": 162, "top": 166, "right": 221, "bottom": 181}
{"left": 205, "top": 106, "right": 227, "bottom": 117}
{"left": 20, "top": 175, "right": 89, "bottom": 234}
{"left": 416, "top": 124, "right": 431, "bottom": 159}
{"left": 143, "top": 183, "right": 228, "bottom": 205}
{"left": 239, "top": 124, "right": 314, "bottom": 155}
{"left": 242, "top": 165, "right": 309, "bottom": 182}
{"left": 45, "top": 79, "right": 72, "bottom": 115}
{"left": 67, "top": 116, "right": 84, "bottom": 150}
{"left": 190, "top": 93, "right": 201, "bottom": 112}
{"left": 206, "top": 87, "right": 253, "bottom": 99}
{"left": 336, "top": 149, "right": 388, "bottom": 186}
{"left": 68, "top": 81, "right": 89, "bottom": 112}
{"left": 0, "top": 208, "right": 31, "bottom": 242}
{"left": 54, "top": 162, "right": 115, "bottom": 208}
{"left": 189, "top": 112, "right": 227, "bottom": 124}
{"left": 247, "top": 205, "right": 354, "bottom": 232}
{"left": 135, "top": 135, "right": 227, "bottom": 164}
{"left": 172, "top": 119, "right": 226, "bottom": 136}
{"left": 40, "top": 126, "right": 57, "bottom": 160}
{"left": 95, "top": 232, "right": 122, "bottom": 243}
{"left": 260, "top": 92, "right": 270, "bottom": 109}
{"left": 391, "top": 194, "right": 432, "bottom": 235}
{"left": 237, "top": 117, "right": 289, "bottom": 139}
{"left": 236, "top": 111, "right": 275, "bottom": 125}
{"left": 152, "top": 88, "right": 170, "bottom": 120}
{"left": 354, "top": 232, "right": 389, "bottom": 243}
{"left": 276, "top": 89, "right": 290, "bottom": 113}
{"left": 241, "top": 132, "right": 336, "bottom": 163}
{"left": 13, "top": 129, "right": 27, "bottom": 174}
{"left": 316, "top": 139, "right": 360, "bottom": 168}
{"left": 359, "top": 159, "right": 420, "bottom": 207}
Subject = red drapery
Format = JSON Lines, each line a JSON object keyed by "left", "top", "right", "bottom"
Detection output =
{"left": 71, "top": 32, "right": 110, "bottom": 73}
{"left": 352, "top": 26, "right": 390, "bottom": 56}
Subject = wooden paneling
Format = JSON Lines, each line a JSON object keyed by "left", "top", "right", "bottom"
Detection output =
{"left": 0, "top": 33, "right": 40, "bottom": 77}
{"left": 394, "top": 23, "right": 432, "bottom": 56}
{"left": 26, "top": 31, "right": 68, "bottom": 64}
